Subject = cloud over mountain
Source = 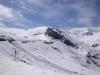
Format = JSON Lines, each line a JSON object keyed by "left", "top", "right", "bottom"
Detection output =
{"left": 0, "top": 0, "right": 100, "bottom": 28}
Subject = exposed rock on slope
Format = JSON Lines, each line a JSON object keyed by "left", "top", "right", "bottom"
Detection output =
{"left": 45, "top": 28, "right": 78, "bottom": 49}
{"left": 87, "top": 50, "right": 100, "bottom": 67}
{"left": 0, "top": 34, "right": 15, "bottom": 43}
{"left": 0, "top": 27, "right": 100, "bottom": 75}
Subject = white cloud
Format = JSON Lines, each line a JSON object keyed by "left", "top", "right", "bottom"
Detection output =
{"left": 0, "top": 4, "right": 33, "bottom": 28}
{"left": 0, "top": 5, "right": 14, "bottom": 28}
{"left": 27, "top": 0, "right": 43, "bottom": 5}
{"left": 66, "top": 18, "right": 78, "bottom": 23}
{"left": 40, "top": 0, "right": 71, "bottom": 18}
{"left": 14, "top": 0, "right": 43, "bottom": 9}
{"left": 14, "top": 0, "right": 69, "bottom": 19}
{"left": 0, "top": 5, "right": 14, "bottom": 21}
{"left": 0, "top": 0, "right": 98, "bottom": 28}
{"left": 41, "top": 8, "right": 63, "bottom": 18}
{"left": 73, "top": 0, "right": 97, "bottom": 26}
{"left": 0, "top": 22, "right": 6, "bottom": 28}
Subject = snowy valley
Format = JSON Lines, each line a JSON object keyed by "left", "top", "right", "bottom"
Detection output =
{"left": 0, "top": 26, "right": 100, "bottom": 75}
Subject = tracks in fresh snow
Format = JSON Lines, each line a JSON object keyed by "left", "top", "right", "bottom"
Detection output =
{"left": 10, "top": 41, "right": 83, "bottom": 75}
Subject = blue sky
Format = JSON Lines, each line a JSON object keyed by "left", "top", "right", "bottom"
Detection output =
{"left": 0, "top": 0, "right": 100, "bottom": 29}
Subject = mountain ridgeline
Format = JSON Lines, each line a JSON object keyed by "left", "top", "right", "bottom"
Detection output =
{"left": 45, "top": 28, "right": 78, "bottom": 49}
{"left": 0, "top": 27, "right": 100, "bottom": 75}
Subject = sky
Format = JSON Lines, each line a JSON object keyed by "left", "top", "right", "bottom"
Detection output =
{"left": 0, "top": 0, "right": 100, "bottom": 29}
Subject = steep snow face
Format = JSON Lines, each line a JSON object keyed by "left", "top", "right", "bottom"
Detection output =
{"left": 66, "top": 27, "right": 100, "bottom": 68}
{"left": 67, "top": 27, "right": 100, "bottom": 50}
{"left": 0, "top": 27, "right": 100, "bottom": 75}
{"left": 45, "top": 28, "right": 79, "bottom": 49}
{"left": 16, "top": 26, "right": 49, "bottom": 41}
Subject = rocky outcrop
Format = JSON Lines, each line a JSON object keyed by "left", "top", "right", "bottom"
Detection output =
{"left": 87, "top": 51, "right": 100, "bottom": 67}
{"left": 45, "top": 28, "right": 78, "bottom": 49}
{"left": 0, "top": 35, "right": 15, "bottom": 43}
{"left": 45, "top": 28, "right": 63, "bottom": 39}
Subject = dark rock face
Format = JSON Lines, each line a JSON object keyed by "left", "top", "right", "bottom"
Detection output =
{"left": 64, "top": 39, "right": 78, "bottom": 48}
{"left": 21, "top": 41, "right": 31, "bottom": 43}
{"left": 87, "top": 52, "right": 100, "bottom": 67}
{"left": 45, "top": 28, "right": 63, "bottom": 39}
{"left": 92, "top": 44, "right": 99, "bottom": 47}
{"left": 44, "top": 41, "right": 53, "bottom": 44}
{"left": 83, "top": 32, "right": 93, "bottom": 36}
{"left": 0, "top": 38, "right": 6, "bottom": 41}
{"left": 45, "top": 28, "right": 78, "bottom": 49}
{"left": 0, "top": 35, "right": 15, "bottom": 43}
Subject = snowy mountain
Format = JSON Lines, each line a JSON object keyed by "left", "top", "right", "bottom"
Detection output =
{"left": 67, "top": 27, "right": 100, "bottom": 50}
{"left": 0, "top": 26, "right": 100, "bottom": 75}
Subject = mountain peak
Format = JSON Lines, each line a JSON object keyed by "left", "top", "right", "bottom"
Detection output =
{"left": 0, "top": 27, "right": 100, "bottom": 75}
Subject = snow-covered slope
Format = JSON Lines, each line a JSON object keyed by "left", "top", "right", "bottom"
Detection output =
{"left": 0, "top": 26, "right": 100, "bottom": 75}
{"left": 67, "top": 27, "right": 100, "bottom": 50}
{"left": 66, "top": 27, "right": 100, "bottom": 67}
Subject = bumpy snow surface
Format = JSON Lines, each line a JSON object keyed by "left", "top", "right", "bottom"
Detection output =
{"left": 0, "top": 26, "right": 100, "bottom": 75}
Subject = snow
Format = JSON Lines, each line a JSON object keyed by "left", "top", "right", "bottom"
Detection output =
{"left": 0, "top": 54, "right": 67, "bottom": 75}
{"left": 0, "top": 26, "right": 100, "bottom": 75}
{"left": 67, "top": 27, "right": 100, "bottom": 50}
